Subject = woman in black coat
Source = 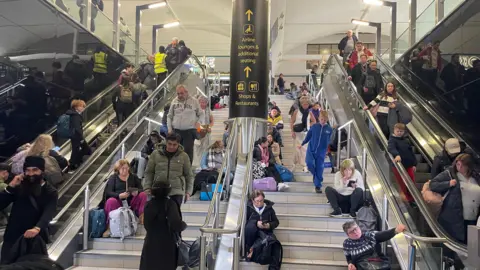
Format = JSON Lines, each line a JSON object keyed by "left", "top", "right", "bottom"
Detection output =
{"left": 245, "top": 190, "right": 279, "bottom": 251}
{"left": 139, "top": 182, "right": 187, "bottom": 270}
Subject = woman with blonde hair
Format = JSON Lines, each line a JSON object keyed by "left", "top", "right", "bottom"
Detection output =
{"left": 103, "top": 159, "right": 146, "bottom": 237}
{"left": 325, "top": 159, "right": 364, "bottom": 217}
{"left": 291, "top": 96, "right": 316, "bottom": 172}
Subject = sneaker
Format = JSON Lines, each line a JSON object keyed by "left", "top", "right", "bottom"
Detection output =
{"left": 349, "top": 212, "right": 357, "bottom": 218}
{"left": 303, "top": 167, "right": 309, "bottom": 173}
{"left": 315, "top": 187, "right": 322, "bottom": 194}
{"left": 330, "top": 209, "right": 343, "bottom": 217}
{"left": 331, "top": 167, "right": 336, "bottom": 174}
{"left": 102, "top": 228, "right": 111, "bottom": 238}
{"left": 277, "top": 183, "right": 288, "bottom": 192}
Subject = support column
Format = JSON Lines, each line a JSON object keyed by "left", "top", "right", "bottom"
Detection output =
{"left": 152, "top": 27, "right": 157, "bottom": 54}
{"left": 435, "top": 0, "right": 445, "bottom": 23}
{"left": 409, "top": 0, "right": 417, "bottom": 47}
{"left": 135, "top": 7, "right": 141, "bottom": 65}
{"left": 389, "top": 3, "right": 397, "bottom": 63}
{"left": 85, "top": 0, "right": 91, "bottom": 31}
{"left": 376, "top": 24, "right": 382, "bottom": 55}
{"left": 113, "top": 0, "right": 120, "bottom": 51}
{"left": 229, "top": 0, "right": 269, "bottom": 119}
{"left": 72, "top": 30, "right": 78, "bottom": 55}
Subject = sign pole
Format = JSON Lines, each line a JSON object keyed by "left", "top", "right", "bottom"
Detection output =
{"left": 229, "top": 0, "right": 269, "bottom": 119}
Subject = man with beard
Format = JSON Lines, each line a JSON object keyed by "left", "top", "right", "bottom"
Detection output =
{"left": 0, "top": 156, "right": 58, "bottom": 264}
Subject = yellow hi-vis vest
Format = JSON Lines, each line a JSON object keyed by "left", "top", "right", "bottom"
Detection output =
{"left": 154, "top": 53, "right": 167, "bottom": 74}
{"left": 93, "top": 52, "right": 107, "bottom": 73}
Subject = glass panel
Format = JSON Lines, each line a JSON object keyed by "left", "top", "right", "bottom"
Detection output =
{"left": 396, "top": 27, "right": 410, "bottom": 58}
{"left": 53, "top": 0, "right": 83, "bottom": 24}
{"left": 444, "top": 0, "right": 465, "bottom": 17}
{"left": 417, "top": 246, "right": 443, "bottom": 270}
{"left": 306, "top": 44, "right": 320, "bottom": 54}
{"left": 92, "top": 8, "right": 114, "bottom": 50}
{"left": 416, "top": 1, "right": 436, "bottom": 41}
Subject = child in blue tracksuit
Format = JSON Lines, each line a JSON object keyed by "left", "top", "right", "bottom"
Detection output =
{"left": 299, "top": 110, "right": 332, "bottom": 193}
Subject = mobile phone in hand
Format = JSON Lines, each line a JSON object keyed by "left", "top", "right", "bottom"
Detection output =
{"left": 347, "top": 180, "right": 356, "bottom": 187}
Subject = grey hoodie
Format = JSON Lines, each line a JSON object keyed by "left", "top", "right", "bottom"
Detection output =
{"left": 167, "top": 95, "right": 201, "bottom": 131}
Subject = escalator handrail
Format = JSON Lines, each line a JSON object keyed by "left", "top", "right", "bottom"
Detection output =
{"left": 39, "top": 0, "right": 131, "bottom": 64}
{"left": 393, "top": 0, "right": 473, "bottom": 67}
{"left": 0, "top": 78, "right": 27, "bottom": 96}
{"left": 331, "top": 54, "right": 468, "bottom": 256}
{"left": 52, "top": 55, "right": 197, "bottom": 220}
{"left": 375, "top": 55, "right": 473, "bottom": 153}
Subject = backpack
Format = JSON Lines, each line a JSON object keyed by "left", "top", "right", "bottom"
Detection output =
{"left": 56, "top": 114, "right": 71, "bottom": 138}
{"left": 187, "top": 238, "right": 201, "bottom": 267}
{"left": 138, "top": 63, "right": 148, "bottom": 83}
{"left": 119, "top": 86, "right": 133, "bottom": 103}
{"left": 108, "top": 203, "right": 138, "bottom": 240}
{"left": 274, "top": 164, "right": 293, "bottom": 182}
{"left": 193, "top": 170, "right": 219, "bottom": 195}
{"left": 88, "top": 208, "right": 106, "bottom": 238}
{"left": 364, "top": 74, "right": 376, "bottom": 89}
{"left": 249, "top": 231, "right": 283, "bottom": 267}
{"left": 200, "top": 184, "right": 223, "bottom": 201}
{"left": 329, "top": 128, "right": 347, "bottom": 152}
{"left": 43, "top": 156, "right": 64, "bottom": 187}
{"left": 356, "top": 205, "right": 378, "bottom": 232}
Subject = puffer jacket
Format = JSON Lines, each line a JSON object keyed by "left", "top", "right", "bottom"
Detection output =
{"left": 143, "top": 143, "right": 194, "bottom": 196}
{"left": 430, "top": 167, "right": 480, "bottom": 243}
{"left": 246, "top": 200, "right": 279, "bottom": 231}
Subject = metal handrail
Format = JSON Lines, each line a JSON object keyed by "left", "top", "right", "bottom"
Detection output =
{"left": 375, "top": 55, "right": 474, "bottom": 153}
{"left": 199, "top": 119, "right": 258, "bottom": 235}
{"left": 51, "top": 56, "right": 199, "bottom": 222}
{"left": 0, "top": 77, "right": 27, "bottom": 96}
{"left": 404, "top": 232, "right": 447, "bottom": 244}
{"left": 330, "top": 54, "right": 468, "bottom": 257}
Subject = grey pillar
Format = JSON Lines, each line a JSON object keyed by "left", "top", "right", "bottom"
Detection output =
{"left": 435, "top": 0, "right": 445, "bottom": 23}
{"left": 409, "top": 0, "right": 417, "bottom": 47}
{"left": 389, "top": 2, "right": 397, "bottom": 63}
{"left": 72, "top": 29, "right": 78, "bottom": 54}
{"left": 85, "top": 0, "right": 91, "bottom": 31}
{"left": 152, "top": 27, "right": 157, "bottom": 55}
{"left": 113, "top": 0, "right": 120, "bottom": 51}
{"left": 468, "top": 226, "right": 480, "bottom": 269}
{"left": 135, "top": 6, "right": 141, "bottom": 65}
{"left": 376, "top": 24, "right": 382, "bottom": 55}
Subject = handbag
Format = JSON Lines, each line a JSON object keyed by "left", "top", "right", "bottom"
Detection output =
{"left": 357, "top": 253, "right": 391, "bottom": 270}
{"left": 293, "top": 123, "right": 305, "bottom": 133}
{"left": 165, "top": 202, "right": 190, "bottom": 266}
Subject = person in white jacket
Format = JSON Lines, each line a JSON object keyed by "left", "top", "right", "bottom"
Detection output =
{"left": 325, "top": 159, "right": 364, "bottom": 218}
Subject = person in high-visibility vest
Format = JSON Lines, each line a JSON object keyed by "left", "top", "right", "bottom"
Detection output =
{"left": 91, "top": 46, "right": 108, "bottom": 87}
{"left": 154, "top": 46, "right": 167, "bottom": 87}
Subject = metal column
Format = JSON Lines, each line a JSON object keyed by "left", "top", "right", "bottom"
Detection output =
{"left": 435, "top": 0, "right": 445, "bottom": 23}
{"left": 376, "top": 24, "right": 382, "bottom": 56}
{"left": 389, "top": 2, "right": 397, "bottom": 63}
{"left": 85, "top": 0, "right": 91, "bottom": 31}
{"left": 72, "top": 30, "right": 78, "bottom": 55}
{"left": 135, "top": 7, "right": 141, "bottom": 65}
{"left": 113, "top": 0, "right": 120, "bottom": 51}
{"left": 409, "top": 0, "right": 417, "bottom": 47}
{"left": 152, "top": 26, "right": 157, "bottom": 54}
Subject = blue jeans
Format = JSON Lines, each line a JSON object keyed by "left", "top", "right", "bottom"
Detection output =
{"left": 279, "top": 86, "right": 284, "bottom": 94}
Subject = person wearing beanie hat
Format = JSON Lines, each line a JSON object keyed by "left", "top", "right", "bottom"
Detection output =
{"left": 0, "top": 156, "right": 58, "bottom": 264}
{"left": 139, "top": 181, "right": 186, "bottom": 270}
{"left": 141, "top": 130, "right": 163, "bottom": 158}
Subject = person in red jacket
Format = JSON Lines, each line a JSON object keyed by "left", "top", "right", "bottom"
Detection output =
{"left": 418, "top": 41, "right": 442, "bottom": 87}
{"left": 348, "top": 41, "right": 373, "bottom": 70}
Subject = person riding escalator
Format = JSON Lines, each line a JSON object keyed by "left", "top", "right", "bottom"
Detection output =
{"left": 154, "top": 46, "right": 168, "bottom": 87}
{"left": 112, "top": 76, "right": 135, "bottom": 126}
{"left": 91, "top": 45, "right": 108, "bottom": 89}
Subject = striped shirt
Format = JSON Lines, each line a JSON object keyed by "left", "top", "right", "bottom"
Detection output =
{"left": 368, "top": 94, "right": 397, "bottom": 115}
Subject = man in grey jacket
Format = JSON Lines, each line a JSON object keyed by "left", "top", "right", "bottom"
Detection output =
{"left": 167, "top": 85, "right": 201, "bottom": 164}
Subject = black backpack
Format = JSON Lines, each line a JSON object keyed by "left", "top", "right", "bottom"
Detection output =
{"left": 249, "top": 231, "right": 283, "bottom": 268}
{"left": 192, "top": 170, "right": 219, "bottom": 196}
{"left": 364, "top": 74, "right": 376, "bottom": 89}
{"left": 329, "top": 128, "right": 347, "bottom": 152}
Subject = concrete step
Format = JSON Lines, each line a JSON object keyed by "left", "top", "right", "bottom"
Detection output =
{"left": 274, "top": 226, "right": 346, "bottom": 245}
{"left": 273, "top": 202, "right": 333, "bottom": 216}
{"left": 264, "top": 191, "right": 328, "bottom": 204}
{"left": 240, "top": 258, "right": 346, "bottom": 270}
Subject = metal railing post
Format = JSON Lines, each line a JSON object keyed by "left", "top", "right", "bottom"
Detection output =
{"left": 381, "top": 194, "right": 389, "bottom": 254}
{"left": 362, "top": 147, "right": 367, "bottom": 180}
{"left": 199, "top": 235, "right": 207, "bottom": 270}
{"left": 240, "top": 198, "right": 247, "bottom": 257}
{"left": 147, "top": 120, "right": 152, "bottom": 135}
{"left": 347, "top": 123, "right": 352, "bottom": 159}
{"left": 408, "top": 238, "right": 416, "bottom": 270}
{"left": 121, "top": 143, "right": 126, "bottom": 159}
{"left": 337, "top": 127, "right": 342, "bottom": 167}
{"left": 233, "top": 237, "right": 240, "bottom": 270}
{"left": 82, "top": 186, "right": 90, "bottom": 250}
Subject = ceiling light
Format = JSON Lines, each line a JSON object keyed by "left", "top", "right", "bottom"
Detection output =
{"left": 163, "top": 21, "right": 180, "bottom": 28}
{"left": 363, "top": 0, "right": 384, "bottom": 6}
{"left": 351, "top": 19, "right": 370, "bottom": 26}
{"left": 148, "top": 2, "right": 167, "bottom": 9}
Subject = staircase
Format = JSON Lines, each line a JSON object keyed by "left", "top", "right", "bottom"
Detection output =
{"left": 239, "top": 95, "right": 349, "bottom": 269}
{"left": 70, "top": 107, "right": 230, "bottom": 270}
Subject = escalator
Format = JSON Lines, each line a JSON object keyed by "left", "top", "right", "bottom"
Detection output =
{"left": 326, "top": 54, "right": 470, "bottom": 268}
{"left": 0, "top": 0, "right": 134, "bottom": 156}
{"left": 390, "top": 0, "right": 480, "bottom": 151}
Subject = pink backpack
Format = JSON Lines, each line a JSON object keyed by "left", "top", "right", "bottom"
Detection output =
{"left": 253, "top": 177, "right": 277, "bottom": 191}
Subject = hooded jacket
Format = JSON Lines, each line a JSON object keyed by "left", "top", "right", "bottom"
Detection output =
{"left": 246, "top": 199, "right": 279, "bottom": 231}
{"left": 388, "top": 135, "right": 417, "bottom": 168}
{"left": 65, "top": 109, "right": 84, "bottom": 141}
{"left": 167, "top": 95, "right": 201, "bottom": 131}
{"left": 143, "top": 143, "right": 194, "bottom": 196}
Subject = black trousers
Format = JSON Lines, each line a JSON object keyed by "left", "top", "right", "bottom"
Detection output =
{"left": 245, "top": 221, "right": 281, "bottom": 270}
{"left": 156, "top": 72, "right": 167, "bottom": 87}
{"left": 376, "top": 113, "right": 390, "bottom": 139}
{"left": 174, "top": 129, "right": 196, "bottom": 164}
{"left": 325, "top": 186, "right": 363, "bottom": 213}
{"left": 266, "top": 165, "right": 282, "bottom": 184}
{"left": 70, "top": 138, "right": 91, "bottom": 167}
